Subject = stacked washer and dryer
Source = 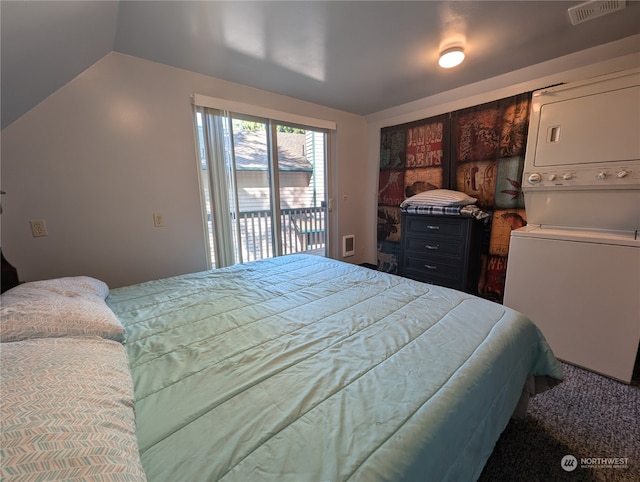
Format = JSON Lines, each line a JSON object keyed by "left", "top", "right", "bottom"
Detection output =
{"left": 504, "top": 68, "right": 640, "bottom": 383}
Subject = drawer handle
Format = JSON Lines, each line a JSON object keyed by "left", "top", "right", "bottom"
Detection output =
{"left": 426, "top": 225, "right": 440, "bottom": 230}
{"left": 425, "top": 244, "right": 439, "bottom": 250}
{"left": 424, "top": 264, "right": 438, "bottom": 270}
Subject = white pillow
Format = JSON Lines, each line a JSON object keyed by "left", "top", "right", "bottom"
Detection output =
{"left": 0, "top": 276, "right": 125, "bottom": 343}
{"left": 400, "top": 189, "right": 477, "bottom": 207}
{"left": 24, "top": 275, "right": 110, "bottom": 298}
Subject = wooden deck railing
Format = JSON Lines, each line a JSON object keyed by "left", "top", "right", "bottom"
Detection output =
{"left": 236, "top": 207, "right": 326, "bottom": 262}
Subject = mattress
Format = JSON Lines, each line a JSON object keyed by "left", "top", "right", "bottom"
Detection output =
{"left": 106, "top": 254, "right": 562, "bottom": 481}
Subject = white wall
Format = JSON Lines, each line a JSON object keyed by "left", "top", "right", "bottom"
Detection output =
{"left": 362, "top": 36, "right": 640, "bottom": 263}
{"left": 3, "top": 38, "right": 637, "bottom": 286}
{"left": 1, "top": 53, "right": 367, "bottom": 287}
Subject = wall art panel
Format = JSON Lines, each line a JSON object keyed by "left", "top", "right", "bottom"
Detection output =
{"left": 377, "top": 116, "right": 449, "bottom": 273}
{"left": 377, "top": 92, "right": 531, "bottom": 301}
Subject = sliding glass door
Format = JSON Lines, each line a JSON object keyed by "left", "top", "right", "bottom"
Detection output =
{"left": 196, "top": 108, "right": 328, "bottom": 268}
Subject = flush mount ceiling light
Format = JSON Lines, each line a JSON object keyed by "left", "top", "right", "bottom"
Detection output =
{"left": 438, "top": 46, "right": 465, "bottom": 68}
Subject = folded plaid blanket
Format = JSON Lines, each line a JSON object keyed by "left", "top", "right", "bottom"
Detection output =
{"left": 400, "top": 204, "right": 490, "bottom": 220}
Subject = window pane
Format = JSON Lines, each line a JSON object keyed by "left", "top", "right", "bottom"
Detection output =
{"left": 277, "top": 126, "right": 327, "bottom": 256}
{"left": 232, "top": 119, "right": 274, "bottom": 262}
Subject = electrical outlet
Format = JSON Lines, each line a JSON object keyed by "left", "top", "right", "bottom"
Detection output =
{"left": 153, "top": 213, "right": 165, "bottom": 227}
{"left": 30, "top": 219, "right": 48, "bottom": 237}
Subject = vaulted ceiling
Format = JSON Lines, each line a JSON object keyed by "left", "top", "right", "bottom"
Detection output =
{"left": 2, "top": 1, "right": 639, "bottom": 129}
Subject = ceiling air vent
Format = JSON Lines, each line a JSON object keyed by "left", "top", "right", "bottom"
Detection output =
{"left": 568, "top": 0, "right": 626, "bottom": 25}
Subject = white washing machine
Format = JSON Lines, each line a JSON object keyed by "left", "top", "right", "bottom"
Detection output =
{"left": 504, "top": 225, "right": 640, "bottom": 382}
{"left": 503, "top": 68, "right": 640, "bottom": 383}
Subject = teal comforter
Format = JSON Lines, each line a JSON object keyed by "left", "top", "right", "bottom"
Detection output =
{"left": 107, "top": 254, "right": 562, "bottom": 482}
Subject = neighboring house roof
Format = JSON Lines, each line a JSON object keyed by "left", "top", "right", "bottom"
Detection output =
{"left": 234, "top": 130, "right": 312, "bottom": 172}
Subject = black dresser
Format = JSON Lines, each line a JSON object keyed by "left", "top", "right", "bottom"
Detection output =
{"left": 399, "top": 213, "right": 482, "bottom": 294}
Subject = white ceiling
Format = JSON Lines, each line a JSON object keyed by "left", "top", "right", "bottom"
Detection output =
{"left": 2, "top": 1, "right": 640, "bottom": 129}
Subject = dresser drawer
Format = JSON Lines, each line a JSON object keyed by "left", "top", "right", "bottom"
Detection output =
{"left": 404, "top": 255, "right": 463, "bottom": 289}
{"left": 403, "top": 235, "right": 464, "bottom": 258}
{"left": 403, "top": 216, "right": 465, "bottom": 238}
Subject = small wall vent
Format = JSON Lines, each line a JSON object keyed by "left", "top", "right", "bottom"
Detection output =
{"left": 568, "top": 0, "right": 626, "bottom": 25}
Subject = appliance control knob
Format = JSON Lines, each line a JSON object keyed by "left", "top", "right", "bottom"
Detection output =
{"left": 548, "top": 174, "right": 557, "bottom": 181}
{"left": 617, "top": 170, "right": 629, "bottom": 178}
{"left": 597, "top": 171, "right": 607, "bottom": 180}
{"left": 528, "top": 173, "right": 542, "bottom": 184}
{"left": 562, "top": 173, "right": 573, "bottom": 180}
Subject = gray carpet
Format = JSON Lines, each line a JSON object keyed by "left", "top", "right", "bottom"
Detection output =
{"left": 479, "top": 362, "right": 640, "bottom": 482}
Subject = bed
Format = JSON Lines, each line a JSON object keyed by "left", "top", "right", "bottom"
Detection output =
{"left": 1, "top": 254, "right": 562, "bottom": 481}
